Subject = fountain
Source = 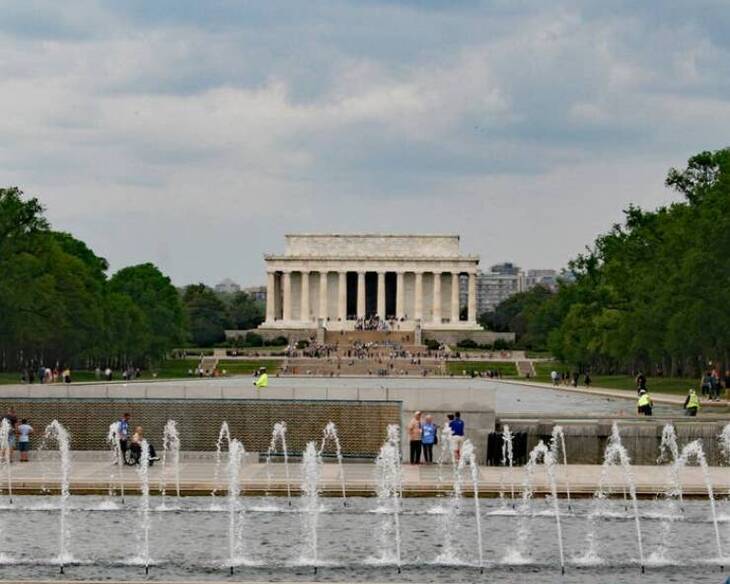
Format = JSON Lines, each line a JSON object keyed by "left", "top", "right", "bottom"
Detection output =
{"left": 578, "top": 423, "right": 644, "bottom": 571}
{"left": 2, "top": 417, "right": 729, "bottom": 579}
{"left": 719, "top": 422, "right": 730, "bottom": 465}
{"left": 211, "top": 421, "right": 232, "bottom": 499}
{"left": 500, "top": 424, "right": 515, "bottom": 504}
{"left": 43, "top": 420, "right": 72, "bottom": 572}
{"left": 265, "top": 421, "right": 292, "bottom": 505}
{"left": 319, "top": 421, "right": 347, "bottom": 506}
{"left": 505, "top": 440, "right": 564, "bottom": 573}
{"left": 550, "top": 425, "right": 571, "bottom": 509}
{"left": 135, "top": 439, "right": 152, "bottom": 574}
{"left": 436, "top": 422, "right": 455, "bottom": 488}
{"left": 106, "top": 421, "right": 125, "bottom": 503}
{"left": 676, "top": 440, "right": 724, "bottom": 569}
{"left": 300, "top": 441, "right": 322, "bottom": 571}
{"left": 226, "top": 438, "right": 246, "bottom": 573}
{"left": 457, "top": 439, "right": 484, "bottom": 572}
{"left": 160, "top": 419, "right": 181, "bottom": 504}
{"left": 373, "top": 424, "right": 402, "bottom": 570}
{"left": 0, "top": 418, "right": 13, "bottom": 503}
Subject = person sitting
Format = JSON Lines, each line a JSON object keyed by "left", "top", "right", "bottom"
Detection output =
{"left": 129, "top": 426, "right": 160, "bottom": 465}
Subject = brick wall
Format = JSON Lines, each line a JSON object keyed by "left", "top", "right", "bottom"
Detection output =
{"left": 1, "top": 398, "right": 401, "bottom": 457}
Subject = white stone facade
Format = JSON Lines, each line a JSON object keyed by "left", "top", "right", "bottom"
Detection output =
{"left": 259, "top": 234, "right": 483, "bottom": 332}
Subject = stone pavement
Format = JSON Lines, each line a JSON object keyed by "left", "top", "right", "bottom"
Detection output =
{"left": 4, "top": 455, "right": 730, "bottom": 498}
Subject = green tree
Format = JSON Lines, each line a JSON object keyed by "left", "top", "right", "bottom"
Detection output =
{"left": 109, "top": 263, "right": 186, "bottom": 360}
{"left": 182, "top": 284, "right": 230, "bottom": 346}
{"left": 227, "top": 291, "right": 265, "bottom": 330}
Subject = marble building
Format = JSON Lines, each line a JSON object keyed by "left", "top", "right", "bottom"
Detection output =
{"left": 258, "top": 234, "right": 483, "bottom": 333}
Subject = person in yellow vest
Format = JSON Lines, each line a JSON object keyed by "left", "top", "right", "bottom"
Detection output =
{"left": 253, "top": 367, "right": 268, "bottom": 389}
{"left": 683, "top": 388, "right": 700, "bottom": 417}
{"left": 637, "top": 389, "right": 653, "bottom": 416}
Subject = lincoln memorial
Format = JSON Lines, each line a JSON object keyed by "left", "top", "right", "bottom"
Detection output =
{"left": 257, "top": 234, "right": 485, "bottom": 339}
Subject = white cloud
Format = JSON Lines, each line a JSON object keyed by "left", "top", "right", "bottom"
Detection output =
{"left": 0, "top": 1, "right": 728, "bottom": 285}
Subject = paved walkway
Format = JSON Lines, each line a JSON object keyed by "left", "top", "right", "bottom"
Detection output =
{"left": 501, "top": 378, "right": 730, "bottom": 408}
{"left": 4, "top": 456, "right": 729, "bottom": 497}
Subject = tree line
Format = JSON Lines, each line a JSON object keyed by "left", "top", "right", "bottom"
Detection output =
{"left": 479, "top": 148, "right": 730, "bottom": 377}
{"left": 0, "top": 188, "right": 263, "bottom": 372}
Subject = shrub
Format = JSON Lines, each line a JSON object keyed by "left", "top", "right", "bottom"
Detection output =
{"left": 244, "top": 332, "right": 264, "bottom": 347}
{"left": 296, "top": 339, "right": 310, "bottom": 349}
{"left": 457, "top": 338, "right": 478, "bottom": 348}
{"left": 425, "top": 339, "right": 441, "bottom": 351}
{"left": 271, "top": 335, "right": 289, "bottom": 346}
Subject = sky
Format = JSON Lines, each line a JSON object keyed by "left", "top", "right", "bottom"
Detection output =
{"left": 2, "top": 1, "right": 729, "bottom": 287}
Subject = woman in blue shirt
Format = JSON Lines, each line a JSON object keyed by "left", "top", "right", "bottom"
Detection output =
{"left": 421, "top": 414, "right": 438, "bottom": 463}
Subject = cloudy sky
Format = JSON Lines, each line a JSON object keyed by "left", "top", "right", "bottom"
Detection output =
{"left": 2, "top": 1, "right": 729, "bottom": 286}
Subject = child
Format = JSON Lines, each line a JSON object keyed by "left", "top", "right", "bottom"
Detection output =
{"left": 17, "top": 419, "right": 33, "bottom": 462}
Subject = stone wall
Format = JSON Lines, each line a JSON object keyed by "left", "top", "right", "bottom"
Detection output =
{"left": 499, "top": 419, "right": 730, "bottom": 465}
{"left": 423, "top": 330, "right": 516, "bottom": 345}
{"left": 0, "top": 398, "right": 400, "bottom": 457}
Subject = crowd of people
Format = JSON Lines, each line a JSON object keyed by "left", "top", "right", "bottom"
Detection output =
{"left": 20, "top": 366, "right": 73, "bottom": 384}
{"left": 406, "top": 411, "right": 466, "bottom": 464}
{"left": 354, "top": 316, "right": 391, "bottom": 331}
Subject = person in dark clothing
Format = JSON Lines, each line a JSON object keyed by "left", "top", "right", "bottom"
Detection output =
{"left": 407, "top": 411, "right": 422, "bottom": 464}
{"left": 584, "top": 373, "right": 592, "bottom": 387}
{"left": 636, "top": 372, "right": 647, "bottom": 394}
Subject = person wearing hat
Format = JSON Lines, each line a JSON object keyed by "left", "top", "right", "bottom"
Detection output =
{"left": 253, "top": 367, "right": 268, "bottom": 389}
{"left": 637, "top": 389, "right": 653, "bottom": 416}
{"left": 683, "top": 388, "right": 700, "bottom": 417}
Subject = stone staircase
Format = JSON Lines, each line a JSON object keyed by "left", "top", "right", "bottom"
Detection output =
{"left": 198, "top": 356, "right": 219, "bottom": 375}
{"left": 516, "top": 360, "right": 535, "bottom": 377}
{"left": 281, "top": 357, "right": 444, "bottom": 376}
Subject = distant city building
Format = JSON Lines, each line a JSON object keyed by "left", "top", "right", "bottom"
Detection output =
{"left": 471, "top": 265, "right": 560, "bottom": 315}
{"left": 243, "top": 285, "right": 267, "bottom": 303}
{"left": 489, "top": 262, "right": 521, "bottom": 276}
{"left": 474, "top": 270, "right": 526, "bottom": 315}
{"left": 214, "top": 278, "right": 241, "bottom": 294}
{"left": 526, "top": 269, "right": 559, "bottom": 291}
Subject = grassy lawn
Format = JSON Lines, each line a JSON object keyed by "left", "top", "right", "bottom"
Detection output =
{"left": 446, "top": 361, "right": 518, "bottom": 377}
{"left": 529, "top": 361, "right": 699, "bottom": 396}
{"left": 0, "top": 358, "right": 281, "bottom": 385}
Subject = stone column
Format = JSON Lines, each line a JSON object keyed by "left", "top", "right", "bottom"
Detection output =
{"left": 282, "top": 271, "right": 292, "bottom": 322}
{"left": 414, "top": 272, "right": 423, "bottom": 321}
{"left": 451, "top": 272, "right": 460, "bottom": 322}
{"left": 395, "top": 271, "right": 405, "bottom": 320}
{"left": 356, "top": 271, "right": 366, "bottom": 318}
{"left": 377, "top": 272, "right": 386, "bottom": 319}
{"left": 265, "top": 271, "right": 276, "bottom": 322}
{"left": 319, "top": 271, "right": 328, "bottom": 320}
{"left": 467, "top": 272, "right": 477, "bottom": 323}
{"left": 300, "top": 271, "right": 310, "bottom": 323}
{"left": 432, "top": 271, "right": 441, "bottom": 323}
{"left": 338, "top": 271, "right": 347, "bottom": 321}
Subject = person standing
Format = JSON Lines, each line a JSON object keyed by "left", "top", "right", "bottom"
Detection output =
{"left": 449, "top": 411, "right": 465, "bottom": 461}
{"left": 253, "top": 367, "right": 268, "bottom": 389}
{"left": 421, "top": 414, "right": 437, "bottom": 464}
{"left": 117, "top": 413, "right": 131, "bottom": 464}
{"left": 637, "top": 389, "right": 653, "bottom": 416}
{"left": 636, "top": 372, "right": 647, "bottom": 394}
{"left": 17, "top": 419, "right": 33, "bottom": 462}
{"left": 407, "top": 411, "right": 422, "bottom": 464}
{"left": 683, "top": 388, "right": 700, "bottom": 417}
